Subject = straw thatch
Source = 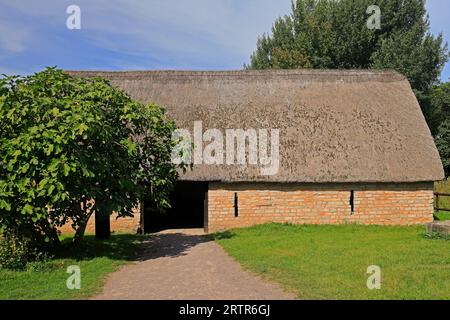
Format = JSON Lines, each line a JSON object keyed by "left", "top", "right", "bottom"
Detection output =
{"left": 67, "top": 69, "right": 444, "bottom": 183}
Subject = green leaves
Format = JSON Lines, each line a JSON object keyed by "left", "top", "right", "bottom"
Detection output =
{"left": 81, "top": 165, "right": 95, "bottom": 178}
{"left": 20, "top": 163, "right": 30, "bottom": 173}
{"left": 21, "top": 204, "right": 33, "bottom": 215}
{"left": 38, "top": 178, "right": 49, "bottom": 189}
{"left": 0, "top": 200, "right": 11, "bottom": 211}
{"left": 120, "top": 138, "right": 137, "bottom": 155}
{"left": 0, "top": 67, "right": 180, "bottom": 247}
{"left": 247, "top": 0, "right": 448, "bottom": 93}
{"left": 63, "top": 163, "right": 70, "bottom": 176}
{"left": 76, "top": 123, "right": 88, "bottom": 135}
{"left": 47, "top": 159, "right": 60, "bottom": 174}
{"left": 47, "top": 184, "right": 55, "bottom": 196}
{"left": 45, "top": 144, "right": 54, "bottom": 155}
{"left": 429, "top": 82, "right": 450, "bottom": 177}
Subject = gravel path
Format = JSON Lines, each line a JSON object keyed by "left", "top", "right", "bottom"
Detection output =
{"left": 93, "top": 229, "right": 295, "bottom": 300}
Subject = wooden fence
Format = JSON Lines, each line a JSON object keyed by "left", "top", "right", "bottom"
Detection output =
{"left": 434, "top": 192, "right": 450, "bottom": 212}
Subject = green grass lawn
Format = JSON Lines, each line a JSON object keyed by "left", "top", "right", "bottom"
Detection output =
{"left": 0, "top": 233, "right": 143, "bottom": 300}
{"left": 214, "top": 223, "right": 450, "bottom": 300}
{"left": 434, "top": 211, "right": 450, "bottom": 221}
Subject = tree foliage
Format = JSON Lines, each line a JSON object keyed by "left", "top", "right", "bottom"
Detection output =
{"left": 0, "top": 68, "right": 180, "bottom": 249}
{"left": 247, "top": 0, "right": 448, "bottom": 92}
{"left": 430, "top": 83, "right": 450, "bottom": 176}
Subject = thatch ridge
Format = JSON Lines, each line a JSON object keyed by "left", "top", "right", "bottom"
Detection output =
{"left": 67, "top": 69, "right": 405, "bottom": 82}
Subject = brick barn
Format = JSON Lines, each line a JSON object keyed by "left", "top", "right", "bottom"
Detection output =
{"left": 69, "top": 70, "right": 444, "bottom": 233}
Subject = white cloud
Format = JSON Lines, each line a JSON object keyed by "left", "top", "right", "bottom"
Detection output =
{"left": 0, "top": 21, "right": 30, "bottom": 54}
{"left": 0, "top": 0, "right": 291, "bottom": 69}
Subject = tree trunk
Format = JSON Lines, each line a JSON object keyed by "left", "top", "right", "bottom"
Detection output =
{"left": 39, "top": 220, "right": 61, "bottom": 248}
{"left": 138, "top": 200, "right": 145, "bottom": 235}
{"left": 47, "top": 226, "right": 61, "bottom": 247}
{"left": 72, "top": 211, "right": 92, "bottom": 245}
{"left": 94, "top": 199, "right": 111, "bottom": 239}
{"left": 95, "top": 210, "right": 111, "bottom": 239}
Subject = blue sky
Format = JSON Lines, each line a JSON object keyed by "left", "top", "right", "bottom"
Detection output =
{"left": 0, "top": 0, "right": 449, "bottom": 80}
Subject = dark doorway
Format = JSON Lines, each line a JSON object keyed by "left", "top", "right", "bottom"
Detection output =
{"left": 144, "top": 181, "right": 208, "bottom": 233}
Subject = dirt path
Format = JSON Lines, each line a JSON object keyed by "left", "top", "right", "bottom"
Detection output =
{"left": 93, "top": 229, "right": 295, "bottom": 300}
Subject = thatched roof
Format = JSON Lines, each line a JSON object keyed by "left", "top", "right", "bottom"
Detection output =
{"left": 67, "top": 69, "right": 444, "bottom": 183}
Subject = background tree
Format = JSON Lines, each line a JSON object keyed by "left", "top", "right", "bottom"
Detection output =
{"left": 248, "top": 0, "right": 447, "bottom": 93}
{"left": 429, "top": 83, "right": 450, "bottom": 176}
{"left": 0, "top": 68, "right": 180, "bottom": 252}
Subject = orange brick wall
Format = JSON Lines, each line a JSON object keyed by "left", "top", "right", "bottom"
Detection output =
{"left": 206, "top": 182, "right": 434, "bottom": 232}
{"left": 59, "top": 206, "right": 141, "bottom": 235}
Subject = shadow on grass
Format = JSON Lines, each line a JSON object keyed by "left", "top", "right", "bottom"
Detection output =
{"left": 54, "top": 230, "right": 238, "bottom": 263}
{"left": 210, "top": 230, "right": 236, "bottom": 240}
{"left": 56, "top": 234, "right": 143, "bottom": 262}
{"left": 57, "top": 232, "right": 214, "bottom": 262}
